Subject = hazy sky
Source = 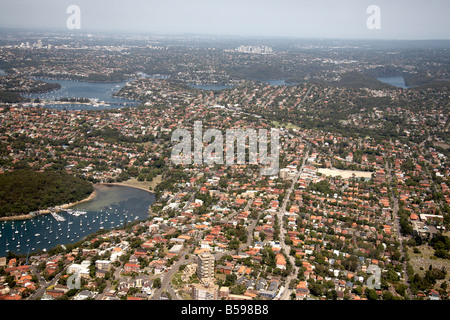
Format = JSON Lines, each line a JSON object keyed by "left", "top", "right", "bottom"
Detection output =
{"left": 1, "top": 0, "right": 449, "bottom": 39}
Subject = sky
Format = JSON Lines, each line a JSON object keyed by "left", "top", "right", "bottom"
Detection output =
{"left": 0, "top": 0, "right": 449, "bottom": 40}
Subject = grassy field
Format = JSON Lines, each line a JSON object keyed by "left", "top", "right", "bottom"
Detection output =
{"left": 272, "top": 120, "right": 301, "bottom": 130}
{"left": 113, "top": 175, "right": 162, "bottom": 191}
{"left": 317, "top": 168, "right": 373, "bottom": 179}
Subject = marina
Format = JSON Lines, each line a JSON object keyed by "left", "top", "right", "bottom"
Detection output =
{"left": 0, "top": 184, "right": 155, "bottom": 256}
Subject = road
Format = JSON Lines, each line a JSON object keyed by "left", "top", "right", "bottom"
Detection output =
{"left": 385, "top": 160, "right": 412, "bottom": 298}
{"left": 95, "top": 261, "right": 125, "bottom": 300}
{"left": 28, "top": 264, "right": 69, "bottom": 300}
{"left": 277, "top": 148, "right": 310, "bottom": 300}
{"left": 151, "top": 249, "right": 193, "bottom": 300}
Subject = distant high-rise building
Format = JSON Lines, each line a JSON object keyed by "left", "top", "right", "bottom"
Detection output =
{"left": 197, "top": 251, "right": 215, "bottom": 284}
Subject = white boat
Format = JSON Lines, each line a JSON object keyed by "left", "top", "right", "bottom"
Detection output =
{"left": 35, "top": 233, "right": 40, "bottom": 236}
{"left": 51, "top": 212, "right": 66, "bottom": 222}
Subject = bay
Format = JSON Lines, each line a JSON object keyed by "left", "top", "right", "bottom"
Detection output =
{"left": 23, "top": 78, "right": 138, "bottom": 110}
{"left": 377, "top": 76, "right": 411, "bottom": 89}
{"left": 0, "top": 184, "right": 155, "bottom": 257}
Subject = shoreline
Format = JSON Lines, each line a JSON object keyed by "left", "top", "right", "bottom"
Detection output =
{"left": 98, "top": 182, "right": 156, "bottom": 194}
{"left": 58, "top": 189, "right": 98, "bottom": 209}
{"left": 0, "top": 189, "right": 97, "bottom": 222}
{"left": 0, "top": 178, "right": 158, "bottom": 222}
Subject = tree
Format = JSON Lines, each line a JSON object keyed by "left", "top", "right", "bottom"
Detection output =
{"left": 230, "top": 284, "right": 246, "bottom": 295}
{"left": 326, "top": 290, "right": 338, "bottom": 300}
{"left": 366, "top": 289, "right": 378, "bottom": 300}
{"left": 224, "top": 273, "right": 237, "bottom": 287}
{"left": 153, "top": 277, "right": 162, "bottom": 288}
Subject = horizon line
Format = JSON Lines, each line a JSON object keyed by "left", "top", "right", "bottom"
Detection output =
{"left": 1, "top": 26, "right": 450, "bottom": 42}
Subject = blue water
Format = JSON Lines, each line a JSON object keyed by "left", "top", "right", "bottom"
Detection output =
{"left": 377, "top": 76, "right": 411, "bottom": 89}
{"left": 0, "top": 184, "right": 155, "bottom": 257}
{"left": 23, "top": 78, "right": 137, "bottom": 110}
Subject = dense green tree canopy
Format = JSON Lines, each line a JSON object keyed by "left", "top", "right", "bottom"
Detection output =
{"left": 0, "top": 169, "right": 93, "bottom": 217}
